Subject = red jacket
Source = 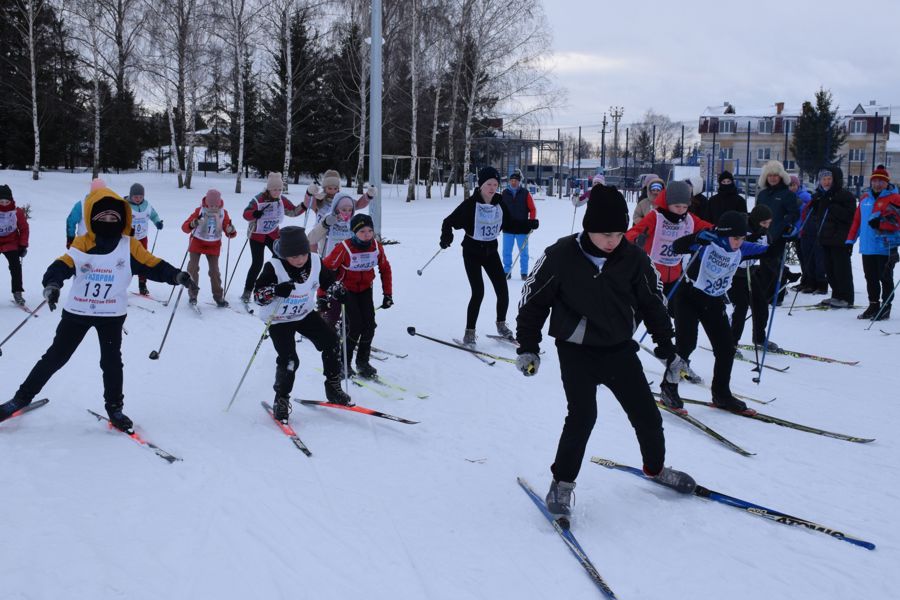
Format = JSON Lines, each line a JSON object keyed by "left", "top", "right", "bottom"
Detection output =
{"left": 625, "top": 190, "right": 713, "bottom": 284}
{"left": 181, "top": 206, "right": 237, "bottom": 255}
{"left": 323, "top": 238, "right": 392, "bottom": 295}
{"left": 242, "top": 192, "right": 305, "bottom": 242}
{"left": 0, "top": 201, "right": 29, "bottom": 252}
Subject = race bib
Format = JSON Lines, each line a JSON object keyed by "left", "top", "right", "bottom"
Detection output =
{"left": 64, "top": 237, "right": 132, "bottom": 316}
{"left": 343, "top": 241, "right": 379, "bottom": 272}
{"left": 649, "top": 212, "right": 693, "bottom": 266}
{"left": 193, "top": 208, "right": 224, "bottom": 242}
{"left": 0, "top": 211, "right": 17, "bottom": 236}
{"left": 473, "top": 203, "right": 502, "bottom": 241}
{"left": 132, "top": 212, "right": 150, "bottom": 240}
{"left": 695, "top": 243, "right": 742, "bottom": 297}
{"left": 260, "top": 256, "right": 320, "bottom": 323}
{"left": 256, "top": 200, "right": 284, "bottom": 235}
{"left": 324, "top": 218, "right": 353, "bottom": 256}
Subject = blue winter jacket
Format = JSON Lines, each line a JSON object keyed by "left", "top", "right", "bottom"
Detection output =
{"left": 847, "top": 185, "right": 898, "bottom": 256}
{"left": 66, "top": 200, "right": 84, "bottom": 238}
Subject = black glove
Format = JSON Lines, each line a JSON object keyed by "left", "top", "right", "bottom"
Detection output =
{"left": 66, "top": 236, "right": 74, "bottom": 249}
{"left": 19, "top": 247, "right": 27, "bottom": 258}
{"left": 155, "top": 220, "right": 164, "bottom": 230}
{"left": 175, "top": 271, "right": 199, "bottom": 292}
{"left": 274, "top": 281, "right": 295, "bottom": 298}
{"left": 439, "top": 231, "right": 453, "bottom": 249}
{"left": 328, "top": 282, "right": 347, "bottom": 303}
{"left": 869, "top": 216, "right": 882, "bottom": 230}
{"left": 252, "top": 209, "right": 264, "bottom": 219}
{"left": 381, "top": 295, "right": 393, "bottom": 309}
{"left": 528, "top": 219, "right": 539, "bottom": 231}
{"left": 189, "top": 219, "right": 200, "bottom": 229}
{"left": 316, "top": 296, "right": 330, "bottom": 312}
{"left": 653, "top": 341, "right": 676, "bottom": 362}
{"left": 43, "top": 284, "right": 60, "bottom": 311}
{"left": 635, "top": 232, "right": 648, "bottom": 248}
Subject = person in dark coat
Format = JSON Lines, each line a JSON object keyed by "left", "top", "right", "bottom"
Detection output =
{"left": 809, "top": 166, "right": 857, "bottom": 307}
{"left": 755, "top": 161, "right": 799, "bottom": 243}
{"left": 707, "top": 171, "right": 748, "bottom": 225}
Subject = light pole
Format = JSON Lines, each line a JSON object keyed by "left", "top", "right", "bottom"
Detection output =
{"left": 369, "top": 0, "right": 383, "bottom": 236}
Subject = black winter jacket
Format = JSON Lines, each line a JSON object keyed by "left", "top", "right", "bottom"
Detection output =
{"left": 707, "top": 186, "right": 748, "bottom": 225}
{"left": 809, "top": 167, "right": 857, "bottom": 247}
{"left": 440, "top": 189, "right": 513, "bottom": 251}
{"left": 515, "top": 234, "right": 673, "bottom": 354}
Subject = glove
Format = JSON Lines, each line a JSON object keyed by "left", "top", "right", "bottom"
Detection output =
{"left": 175, "top": 271, "right": 199, "bottom": 292}
{"left": 190, "top": 219, "right": 200, "bottom": 229}
{"left": 366, "top": 185, "right": 377, "bottom": 199}
{"left": 439, "top": 231, "right": 453, "bottom": 249}
{"left": 634, "top": 232, "right": 648, "bottom": 248}
{"left": 66, "top": 236, "right": 74, "bottom": 249}
{"left": 653, "top": 341, "right": 676, "bottom": 362}
{"left": 516, "top": 352, "right": 540, "bottom": 376}
{"left": 19, "top": 247, "right": 27, "bottom": 258}
{"left": 316, "top": 296, "right": 330, "bottom": 312}
{"left": 252, "top": 209, "right": 264, "bottom": 219}
{"left": 274, "top": 281, "right": 295, "bottom": 298}
{"left": 664, "top": 355, "right": 687, "bottom": 384}
{"left": 782, "top": 225, "right": 799, "bottom": 239}
{"left": 324, "top": 213, "right": 338, "bottom": 227}
{"left": 43, "top": 284, "right": 60, "bottom": 311}
{"left": 155, "top": 220, "right": 164, "bottom": 230}
{"left": 306, "top": 183, "right": 319, "bottom": 196}
{"left": 327, "top": 281, "right": 347, "bottom": 303}
{"left": 571, "top": 193, "right": 586, "bottom": 208}
{"left": 697, "top": 230, "right": 718, "bottom": 245}
{"left": 381, "top": 295, "right": 393, "bottom": 309}
{"left": 868, "top": 216, "right": 882, "bottom": 230}
{"left": 528, "top": 219, "right": 539, "bottom": 231}
{"left": 225, "top": 224, "right": 236, "bottom": 235}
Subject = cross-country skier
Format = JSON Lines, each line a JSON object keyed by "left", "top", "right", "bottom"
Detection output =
{"left": 0, "top": 184, "right": 29, "bottom": 306}
{"left": 126, "top": 182, "right": 164, "bottom": 296}
{"left": 181, "top": 189, "right": 238, "bottom": 307}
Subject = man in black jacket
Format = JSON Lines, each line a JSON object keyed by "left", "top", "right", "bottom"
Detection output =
{"left": 707, "top": 170, "right": 748, "bottom": 225}
{"left": 810, "top": 166, "right": 857, "bottom": 308}
{"left": 514, "top": 184, "right": 695, "bottom": 528}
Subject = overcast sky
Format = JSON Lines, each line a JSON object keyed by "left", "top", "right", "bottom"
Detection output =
{"left": 539, "top": 0, "right": 900, "bottom": 143}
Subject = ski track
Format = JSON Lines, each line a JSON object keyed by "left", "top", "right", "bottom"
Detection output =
{"left": 0, "top": 171, "right": 897, "bottom": 599}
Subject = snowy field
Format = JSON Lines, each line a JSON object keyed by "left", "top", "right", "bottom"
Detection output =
{"left": 0, "top": 169, "right": 897, "bottom": 600}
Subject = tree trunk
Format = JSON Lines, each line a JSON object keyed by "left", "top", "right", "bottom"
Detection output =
{"left": 406, "top": 0, "right": 418, "bottom": 202}
{"left": 184, "top": 86, "right": 197, "bottom": 189}
{"left": 166, "top": 91, "right": 184, "bottom": 184}
{"left": 27, "top": 1, "right": 40, "bottom": 180}
{"left": 425, "top": 78, "right": 442, "bottom": 199}
{"left": 234, "top": 50, "right": 245, "bottom": 194}
{"left": 93, "top": 70, "right": 100, "bottom": 179}
{"left": 441, "top": 53, "right": 462, "bottom": 198}
{"left": 282, "top": 0, "right": 293, "bottom": 190}
{"left": 461, "top": 58, "right": 479, "bottom": 199}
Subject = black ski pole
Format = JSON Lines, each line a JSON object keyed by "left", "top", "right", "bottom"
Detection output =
{"left": 754, "top": 242, "right": 790, "bottom": 384}
{"left": 0, "top": 300, "right": 47, "bottom": 357}
{"left": 225, "top": 300, "right": 281, "bottom": 411}
{"left": 150, "top": 228, "right": 160, "bottom": 254}
{"left": 224, "top": 237, "right": 249, "bottom": 296}
{"left": 163, "top": 247, "right": 190, "bottom": 307}
{"left": 149, "top": 286, "right": 184, "bottom": 360}
{"left": 406, "top": 326, "right": 516, "bottom": 363}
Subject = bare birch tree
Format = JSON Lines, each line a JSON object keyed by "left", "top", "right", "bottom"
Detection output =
{"left": 12, "top": 0, "right": 46, "bottom": 180}
{"left": 405, "top": 0, "right": 418, "bottom": 202}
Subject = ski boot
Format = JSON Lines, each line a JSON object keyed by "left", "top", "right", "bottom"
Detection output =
{"left": 496, "top": 321, "right": 515, "bottom": 341}
{"left": 645, "top": 466, "right": 696, "bottom": 494}
{"left": 545, "top": 479, "right": 575, "bottom": 528}
{"left": 0, "top": 396, "right": 31, "bottom": 422}
{"left": 858, "top": 302, "right": 880, "bottom": 320}
{"left": 325, "top": 377, "right": 354, "bottom": 406}
{"left": 188, "top": 297, "right": 198, "bottom": 306}
{"left": 754, "top": 340, "right": 781, "bottom": 353}
{"left": 827, "top": 298, "right": 850, "bottom": 308}
{"left": 680, "top": 360, "right": 703, "bottom": 384}
{"left": 12, "top": 292, "right": 25, "bottom": 306}
{"left": 214, "top": 297, "right": 230, "bottom": 308}
{"left": 876, "top": 304, "right": 892, "bottom": 320}
{"left": 462, "top": 328, "right": 477, "bottom": 346}
{"left": 105, "top": 401, "right": 133, "bottom": 432}
{"left": 658, "top": 382, "right": 684, "bottom": 412}
{"left": 273, "top": 394, "right": 291, "bottom": 423}
{"left": 711, "top": 392, "right": 749, "bottom": 414}
{"left": 356, "top": 362, "right": 378, "bottom": 379}
{"left": 240, "top": 290, "right": 252, "bottom": 304}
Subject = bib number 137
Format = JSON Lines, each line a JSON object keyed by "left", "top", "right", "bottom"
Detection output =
{"left": 84, "top": 282, "right": 113, "bottom": 299}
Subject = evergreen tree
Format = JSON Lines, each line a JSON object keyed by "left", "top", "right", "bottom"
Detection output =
{"left": 790, "top": 88, "right": 847, "bottom": 178}
{"left": 101, "top": 86, "right": 143, "bottom": 171}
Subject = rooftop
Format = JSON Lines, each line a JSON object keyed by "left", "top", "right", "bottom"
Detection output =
{"left": 701, "top": 101, "right": 892, "bottom": 118}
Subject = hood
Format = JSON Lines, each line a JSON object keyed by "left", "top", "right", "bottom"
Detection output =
{"left": 757, "top": 160, "right": 791, "bottom": 190}
{"left": 331, "top": 194, "right": 355, "bottom": 218}
{"left": 82, "top": 188, "right": 132, "bottom": 238}
{"left": 643, "top": 175, "right": 664, "bottom": 190}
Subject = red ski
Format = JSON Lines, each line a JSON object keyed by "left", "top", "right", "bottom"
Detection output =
{"left": 0, "top": 398, "right": 49, "bottom": 425}
{"left": 261, "top": 401, "right": 312, "bottom": 456}
{"left": 294, "top": 399, "right": 419, "bottom": 425}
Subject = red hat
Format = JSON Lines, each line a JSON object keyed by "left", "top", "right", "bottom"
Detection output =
{"left": 871, "top": 166, "right": 891, "bottom": 183}
{"left": 203, "top": 189, "right": 223, "bottom": 208}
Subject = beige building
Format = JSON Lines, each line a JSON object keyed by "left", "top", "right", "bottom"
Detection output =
{"left": 698, "top": 101, "right": 891, "bottom": 193}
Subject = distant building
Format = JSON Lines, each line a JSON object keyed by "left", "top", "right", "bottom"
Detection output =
{"left": 698, "top": 100, "right": 891, "bottom": 194}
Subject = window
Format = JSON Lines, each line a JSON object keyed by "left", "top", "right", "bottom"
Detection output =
{"left": 758, "top": 119, "right": 773, "bottom": 134}
{"left": 850, "top": 148, "right": 866, "bottom": 162}
{"left": 784, "top": 120, "right": 795, "bottom": 135}
{"left": 757, "top": 148, "right": 771, "bottom": 160}
{"left": 888, "top": 156, "right": 893, "bottom": 168}
{"left": 852, "top": 120, "right": 866, "bottom": 134}
{"left": 720, "top": 147, "right": 734, "bottom": 159}
{"left": 785, "top": 160, "right": 796, "bottom": 170}
{"left": 720, "top": 120, "right": 735, "bottom": 134}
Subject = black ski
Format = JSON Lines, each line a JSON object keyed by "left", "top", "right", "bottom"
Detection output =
{"left": 653, "top": 395, "right": 754, "bottom": 456}
{"left": 86, "top": 409, "right": 181, "bottom": 463}
{"left": 261, "top": 401, "right": 311, "bottom": 456}
{"left": 0, "top": 398, "right": 49, "bottom": 424}
{"left": 736, "top": 344, "right": 858, "bottom": 366}
{"left": 294, "top": 399, "right": 419, "bottom": 424}
{"left": 371, "top": 346, "right": 408, "bottom": 359}
{"left": 700, "top": 346, "right": 789, "bottom": 373}
{"left": 679, "top": 397, "right": 875, "bottom": 443}
{"left": 590, "top": 457, "right": 875, "bottom": 551}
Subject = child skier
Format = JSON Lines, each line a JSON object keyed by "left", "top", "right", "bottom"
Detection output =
{"left": 728, "top": 205, "right": 777, "bottom": 354}
{"left": 0, "top": 187, "right": 198, "bottom": 429}
{"left": 661, "top": 211, "right": 789, "bottom": 412}
{"left": 253, "top": 226, "right": 352, "bottom": 422}
{"left": 0, "top": 185, "right": 29, "bottom": 306}
{"left": 181, "top": 189, "right": 238, "bottom": 307}
{"left": 322, "top": 213, "right": 393, "bottom": 379}
{"left": 306, "top": 169, "right": 374, "bottom": 229}
{"left": 126, "top": 183, "right": 164, "bottom": 295}
{"left": 240, "top": 172, "right": 306, "bottom": 304}
{"left": 308, "top": 195, "right": 356, "bottom": 258}
{"left": 440, "top": 166, "right": 537, "bottom": 344}
{"left": 515, "top": 184, "right": 695, "bottom": 526}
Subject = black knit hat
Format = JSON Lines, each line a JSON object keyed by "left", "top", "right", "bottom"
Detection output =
{"left": 275, "top": 226, "right": 310, "bottom": 257}
{"left": 91, "top": 196, "right": 125, "bottom": 222}
{"left": 749, "top": 204, "right": 773, "bottom": 226}
{"left": 0, "top": 185, "right": 11, "bottom": 200}
{"left": 478, "top": 166, "right": 500, "bottom": 187}
{"left": 718, "top": 171, "right": 734, "bottom": 183}
{"left": 716, "top": 211, "right": 748, "bottom": 237}
{"left": 350, "top": 213, "right": 374, "bottom": 233}
{"left": 583, "top": 185, "right": 629, "bottom": 233}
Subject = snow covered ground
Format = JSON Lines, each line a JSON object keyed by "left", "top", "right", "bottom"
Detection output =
{"left": 0, "top": 169, "right": 897, "bottom": 600}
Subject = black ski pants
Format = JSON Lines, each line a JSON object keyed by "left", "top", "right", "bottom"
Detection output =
{"left": 268, "top": 311, "right": 342, "bottom": 396}
{"left": 462, "top": 244, "right": 508, "bottom": 330}
{"left": 823, "top": 245, "right": 854, "bottom": 304}
{"left": 16, "top": 311, "right": 126, "bottom": 405}
{"left": 728, "top": 267, "right": 768, "bottom": 345}
{"left": 344, "top": 288, "right": 377, "bottom": 366}
{"left": 551, "top": 340, "right": 665, "bottom": 483}
{"left": 674, "top": 285, "right": 735, "bottom": 397}
{"left": 862, "top": 254, "right": 895, "bottom": 305}
{"left": 243, "top": 237, "right": 276, "bottom": 293}
{"left": 3, "top": 250, "right": 24, "bottom": 293}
